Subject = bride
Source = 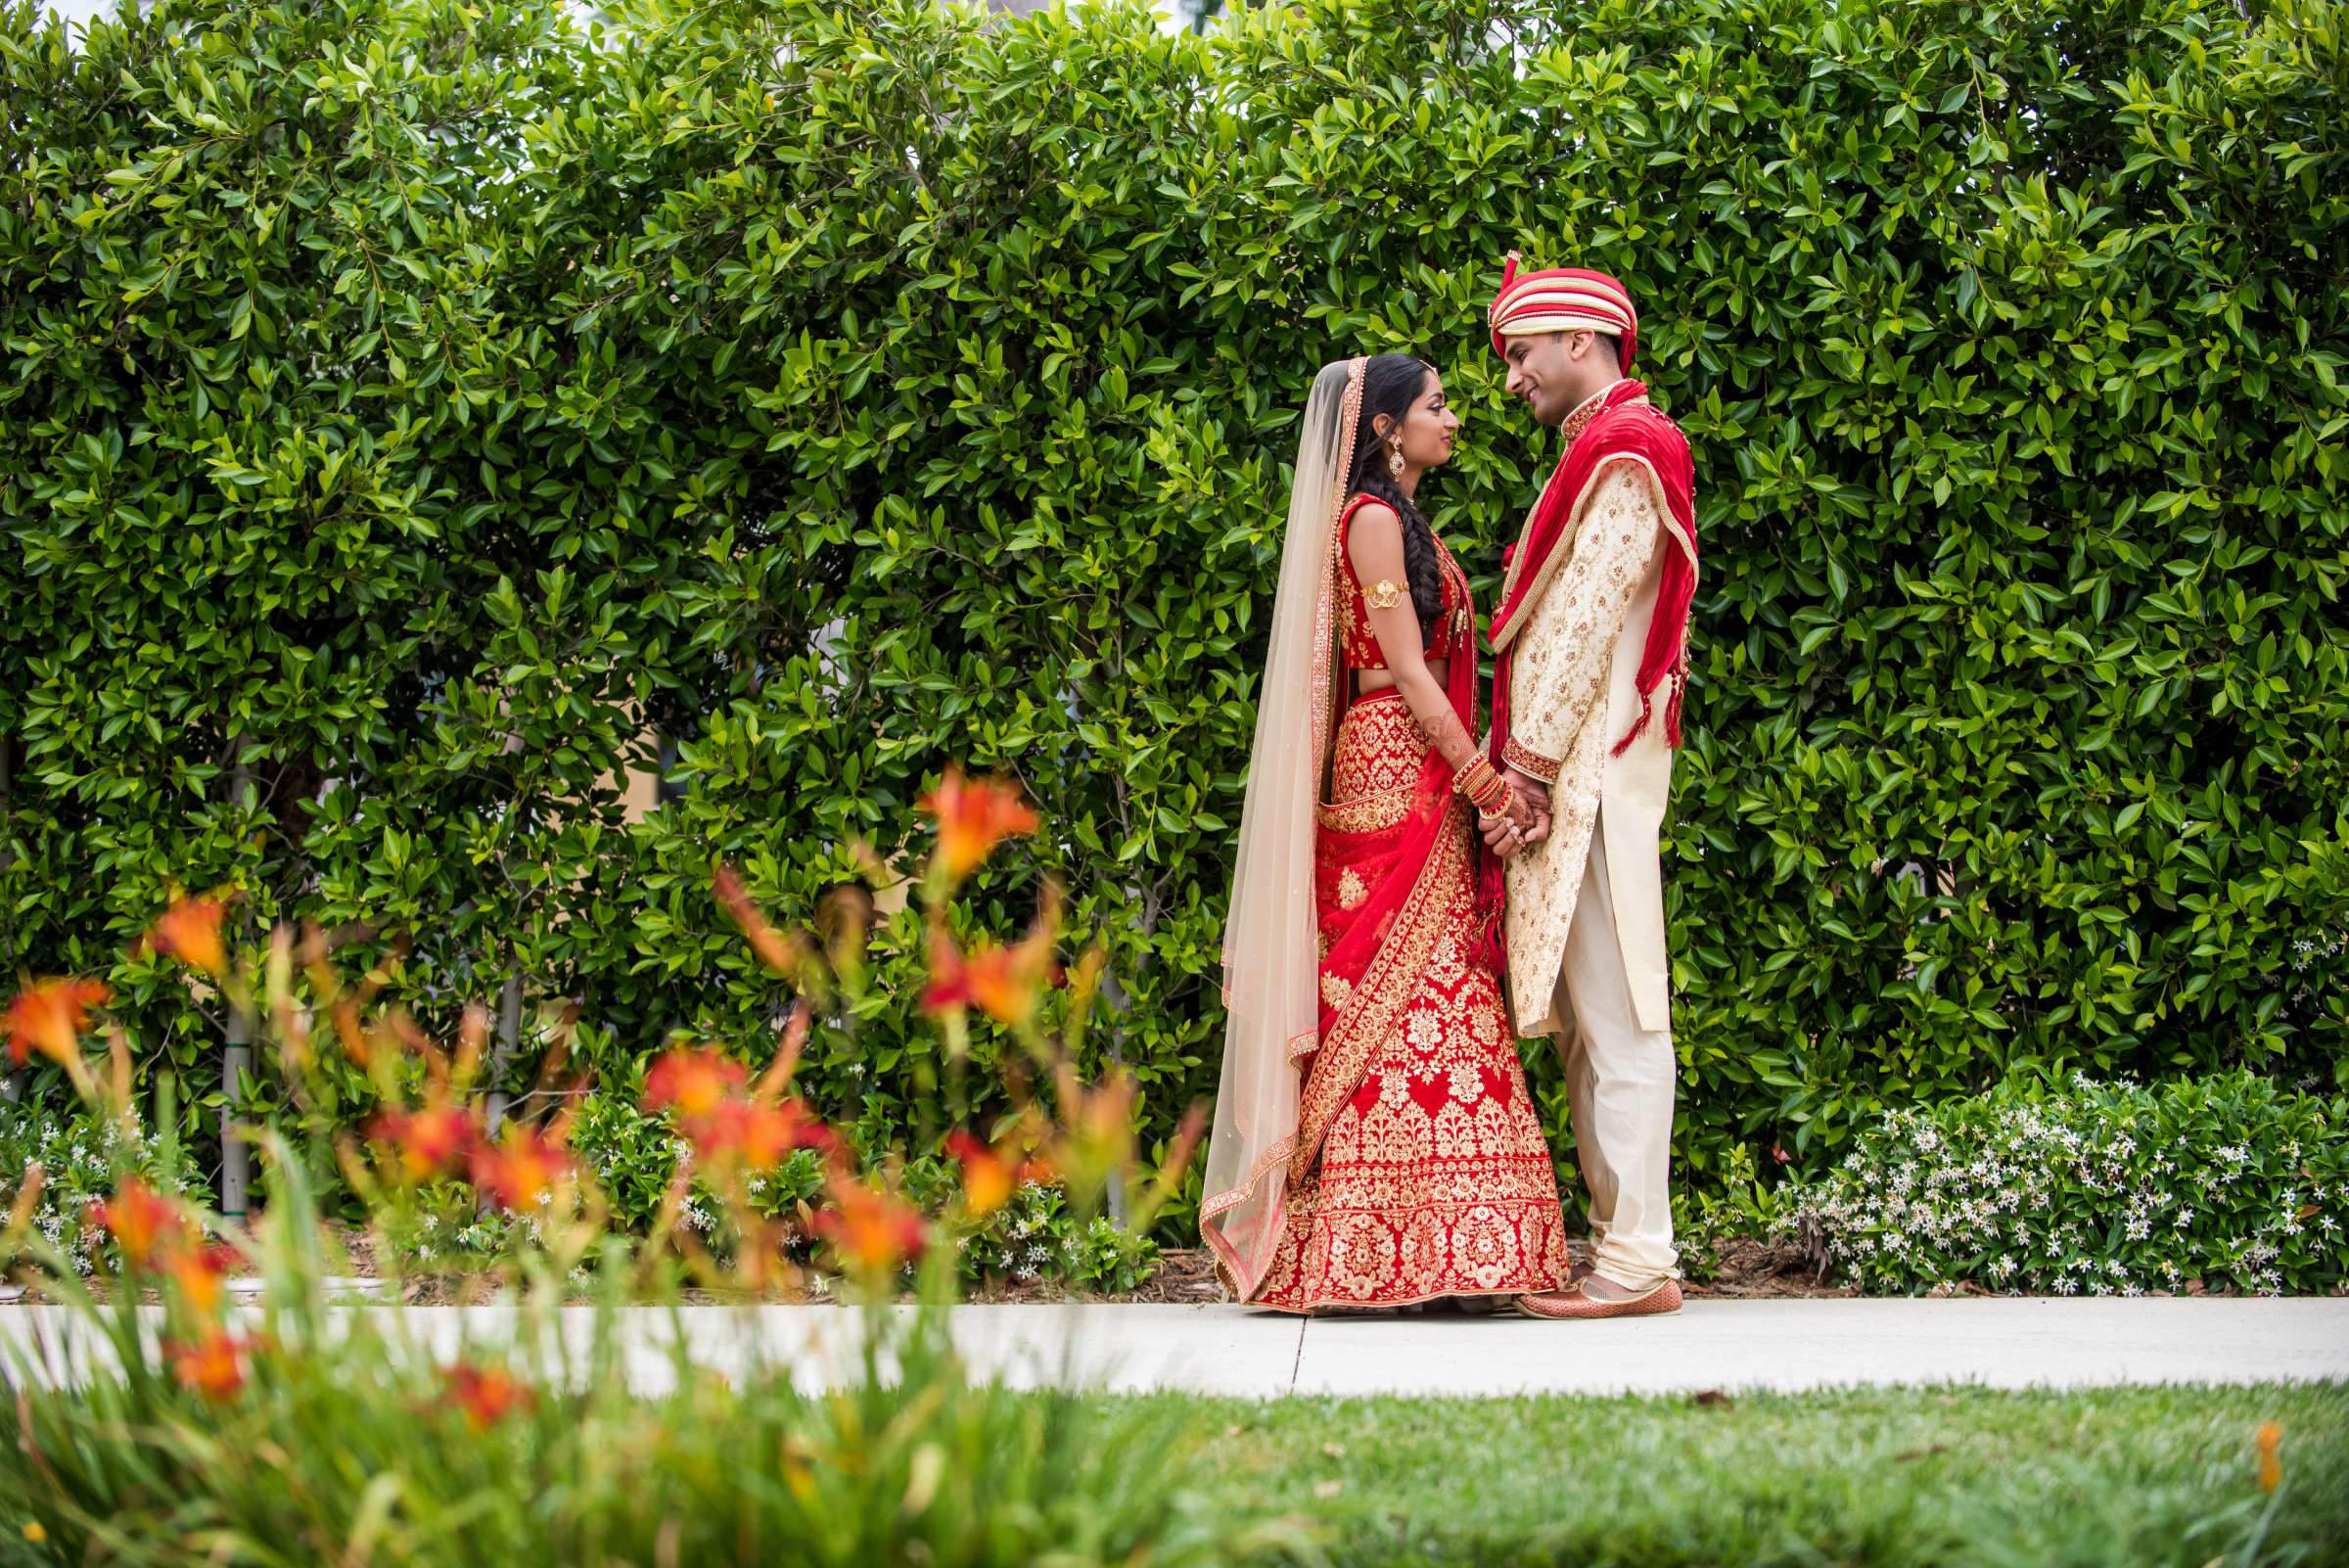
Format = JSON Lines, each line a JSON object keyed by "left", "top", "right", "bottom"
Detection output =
{"left": 1203, "top": 353, "right": 1571, "bottom": 1313}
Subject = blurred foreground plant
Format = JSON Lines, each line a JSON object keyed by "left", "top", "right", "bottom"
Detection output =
{"left": 0, "top": 771, "right": 1267, "bottom": 1567}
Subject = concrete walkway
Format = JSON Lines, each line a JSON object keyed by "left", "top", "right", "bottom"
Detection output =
{"left": 6, "top": 1299, "right": 2345, "bottom": 1397}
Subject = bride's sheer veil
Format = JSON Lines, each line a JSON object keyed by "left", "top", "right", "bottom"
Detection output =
{"left": 1201, "top": 355, "right": 1364, "bottom": 1301}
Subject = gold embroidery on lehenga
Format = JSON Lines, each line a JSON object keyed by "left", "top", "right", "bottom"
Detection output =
{"left": 1317, "top": 694, "right": 1430, "bottom": 834}
{"left": 1316, "top": 791, "right": 1416, "bottom": 834}
{"left": 1336, "top": 868, "right": 1365, "bottom": 909}
{"left": 1253, "top": 780, "right": 1569, "bottom": 1312}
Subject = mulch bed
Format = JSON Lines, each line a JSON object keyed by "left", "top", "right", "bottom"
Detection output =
{"left": 1683, "top": 1237, "right": 1853, "bottom": 1300}
{"left": 21, "top": 1232, "right": 2310, "bottom": 1307}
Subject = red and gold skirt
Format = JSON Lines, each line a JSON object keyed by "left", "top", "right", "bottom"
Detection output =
{"left": 1249, "top": 689, "right": 1569, "bottom": 1312}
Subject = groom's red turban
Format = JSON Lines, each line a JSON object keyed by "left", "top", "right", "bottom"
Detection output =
{"left": 1487, "top": 253, "right": 1637, "bottom": 371}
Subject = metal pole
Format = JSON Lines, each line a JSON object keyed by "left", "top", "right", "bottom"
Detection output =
{"left": 219, "top": 1007, "right": 252, "bottom": 1221}
{"left": 1, "top": 733, "right": 19, "bottom": 1105}
{"left": 484, "top": 971, "right": 522, "bottom": 1139}
{"left": 219, "top": 752, "right": 256, "bottom": 1220}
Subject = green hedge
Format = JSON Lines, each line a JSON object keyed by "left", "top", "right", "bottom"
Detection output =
{"left": 5, "top": 0, "right": 2346, "bottom": 1230}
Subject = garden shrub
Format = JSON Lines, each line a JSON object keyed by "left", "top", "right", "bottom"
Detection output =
{"left": 0, "top": 1095, "right": 199, "bottom": 1273}
{"left": 1779, "top": 1070, "right": 2349, "bottom": 1295}
{"left": 3, "top": 0, "right": 2344, "bottom": 1234}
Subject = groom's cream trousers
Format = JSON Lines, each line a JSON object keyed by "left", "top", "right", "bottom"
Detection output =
{"left": 1548, "top": 813, "right": 1681, "bottom": 1291}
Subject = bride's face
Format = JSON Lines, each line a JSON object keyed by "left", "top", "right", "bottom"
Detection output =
{"left": 1390, "top": 371, "right": 1460, "bottom": 472}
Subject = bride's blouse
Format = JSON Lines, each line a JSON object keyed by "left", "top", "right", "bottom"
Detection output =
{"left": 1334, "top": 492, "right": 1472, "bottom": 672}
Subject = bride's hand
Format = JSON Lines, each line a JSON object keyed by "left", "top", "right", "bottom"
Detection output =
{"left": 1481, "top": 801, "right": 1541, "bottom": 856}
{"left": 1478, "top": 811, "right": 1522, "bottom": 855}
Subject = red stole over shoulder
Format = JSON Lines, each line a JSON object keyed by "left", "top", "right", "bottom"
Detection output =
{"left": 1488, "top": 379, "right": 1697, "bottom": 759}
{"left": 1472, "top": 379, "right": 1697, "bottom": 971}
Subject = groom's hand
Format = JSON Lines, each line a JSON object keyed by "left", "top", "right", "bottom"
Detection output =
{"left": 1504, "top": 766, "right": 1550, "bottom": 811}
{"left": 1505, "top": 767, "right": 1552, "bottom": 847}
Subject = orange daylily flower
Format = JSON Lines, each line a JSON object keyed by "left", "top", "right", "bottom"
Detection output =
{"left": 5, "top": 977, "right": 110, "bottom": 1069}
{"left": 2257, "top": 1421, "right": 2283, "bottom": 1493}
{"left": 369, "top": 1100, "right": 478, "bottom": 1185}
{"left": 330, "top": 997, "right": 373, "bottom": 1068}
{"left": 468, "top": 1124, "right": 576, "bottom": 1212}
{"left": 700, "top": 1096, "right": 837, "bottom": 1171}
{"left": 920, "top": 924, "right": 972, "bottom": 1016}
{"left": 168, "top": 1329, "right": 251, "bottom": 1403}
{"left": 1044, "top": 1064, "right": 1140, "bottom": 1201}
{"left": 444, "top": 1360, "right": 534, "bottom": 1433}
{"left": 921, "top": 922, "right": 1059, "bottom": 1027}
{"left": 918, "top": 767, "right": 1039, "bottom": 881}
{"left": 816, "top": 1176, "right": 928, "bottom": 1275}
{"left": 164, "top": 1240, "right": 244, "bottom": 1317}
{"left": 964, "top": 928, "right": 1060, "bottom": 1027}
{"left": 89, "top": 1177, "right": 193, "bottom": 1269}
{"left": 644, "top": 1047, "right": 750, "bottom": 1128}
{"left": 946, "top": 1129, "right": 1047, "bottom": 1218}
{"left": 147, "top": 896, "right": 229, "bottom": 976}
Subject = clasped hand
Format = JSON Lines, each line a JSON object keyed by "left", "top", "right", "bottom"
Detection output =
{"left": 1479, "top": 766, "right": 1551, "bottom": 858}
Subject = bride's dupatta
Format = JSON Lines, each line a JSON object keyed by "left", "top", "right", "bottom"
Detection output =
{"left": 1203, "top": 357, "right": 1487, "bottom": 1303}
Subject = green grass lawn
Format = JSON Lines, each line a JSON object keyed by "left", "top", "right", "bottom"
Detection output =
{"left": 1148, "top": 1382, "right": 2349, "bottom": 1568}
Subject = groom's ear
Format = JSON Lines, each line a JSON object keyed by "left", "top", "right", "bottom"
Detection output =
{"left": 1570, "top": 330, "right": 1622, "bottom": 370}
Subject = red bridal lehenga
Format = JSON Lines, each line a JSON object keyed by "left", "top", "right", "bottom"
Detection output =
{"left": 1203, "top": 358, "right": 1568, "bottom": 1314}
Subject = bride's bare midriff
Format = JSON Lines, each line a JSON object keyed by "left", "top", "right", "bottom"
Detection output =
{"left": 1356, "top": 658, "right": 1446, "bottom": 697}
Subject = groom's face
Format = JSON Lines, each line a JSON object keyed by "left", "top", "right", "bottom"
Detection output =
{"left": 1501, "top": 331, "right": 1582, "bottom": 428}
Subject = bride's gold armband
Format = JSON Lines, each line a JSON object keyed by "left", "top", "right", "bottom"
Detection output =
{"left": 1364, "top": 579, "right": 1403, "bottom": 611}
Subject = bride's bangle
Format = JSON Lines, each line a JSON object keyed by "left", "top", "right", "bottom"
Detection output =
{"left": 1454, "top": 756, "right": 1507, "bottom": 812}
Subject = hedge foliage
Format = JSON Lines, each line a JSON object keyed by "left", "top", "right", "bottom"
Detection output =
{"left": 4, "top": 0, "right": 2346, "bottom": 1230}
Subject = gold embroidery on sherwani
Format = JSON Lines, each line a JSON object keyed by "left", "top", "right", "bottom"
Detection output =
{"left": 1502, "top": 734, "right": 1562, "bottom": 783}
{"left": 1502, "top": 462, "right": 1668, "bottom": 1033}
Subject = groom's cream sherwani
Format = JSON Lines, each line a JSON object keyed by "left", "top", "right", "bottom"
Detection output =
{"left": 1498, "top": 452, "right": 1677, "bottom": 1039}
{"left": 1495, "top": 390, "right": 1685, "bottom": 1291}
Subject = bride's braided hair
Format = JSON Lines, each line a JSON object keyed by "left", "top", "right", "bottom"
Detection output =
{"left": 1347, "top": 353, "right": 1445, "bottom": 634}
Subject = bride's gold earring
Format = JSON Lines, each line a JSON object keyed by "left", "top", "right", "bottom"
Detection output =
{"left": 1387, "top": 438, "right": 1405, "bottom": 480}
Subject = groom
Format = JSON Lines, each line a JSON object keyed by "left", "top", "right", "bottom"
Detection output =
{"left": 1478, "top": 254, "right": 1699, "bottom": 1320}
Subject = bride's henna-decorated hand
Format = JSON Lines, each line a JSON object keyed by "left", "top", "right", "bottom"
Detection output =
{"left": 1482, "top": 795, "right": 1552, "bottom": 854}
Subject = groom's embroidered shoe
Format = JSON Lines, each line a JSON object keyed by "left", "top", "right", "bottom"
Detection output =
{"left": 1512, "top": 1278, "right": 1682, "bottom": 1320}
